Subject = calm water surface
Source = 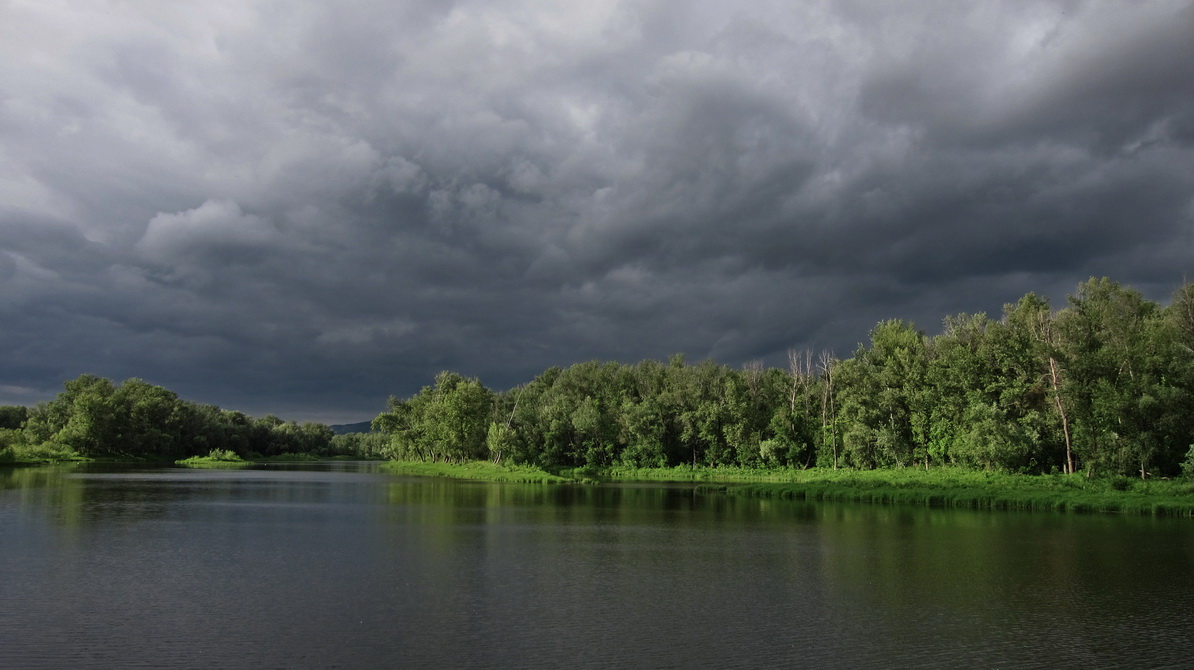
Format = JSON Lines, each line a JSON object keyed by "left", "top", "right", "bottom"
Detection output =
{"left": 2, "top": 461, "right": 1192, "bottom": 668}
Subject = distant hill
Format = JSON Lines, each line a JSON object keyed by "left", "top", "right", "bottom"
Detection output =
{"left": 329, "top": 420, "right": 373, "bottom": 435}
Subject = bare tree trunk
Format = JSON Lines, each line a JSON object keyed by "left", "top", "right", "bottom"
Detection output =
{"left": 788, "top": 349, "right": 800, "bottom": 413}
{"left": 744, "top": 359, "right": 764, "bottom": 398}
{"left": 818, "top": 351, "right": 837, "bottom": 470}
{"left": 788, "top": 349, "right": 814, "bottom": 412}
{"left": 505, "top": 386, "right": 524, "bottom": 429}
{"left": 1047, "top": 356, "right": 1074, "bottom": 475}
{"left": 1031, "top": 306, "right": 1075, "bottom": 476}
{"left": 788, "top": 351, "right": 797, "bottom": 413}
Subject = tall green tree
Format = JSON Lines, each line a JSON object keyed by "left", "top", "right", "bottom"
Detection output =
{"left": 836, "top": 320, "right": 928, "bottom": 468}
{"left": 0, "top": 406, "right": 27, "bottom": 430}
{"left": 374, "top": 371, "right": 494, "bottom": 463}
{"left": 1056, "top": 278, "right": 1161, "bottom": 476}
{"left": 25, "top": 374, "right": 119, "bottom": 456}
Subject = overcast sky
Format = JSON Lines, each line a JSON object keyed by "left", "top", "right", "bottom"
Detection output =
{"left": 2, "top": 1, "right": 1193, "bottom": 423}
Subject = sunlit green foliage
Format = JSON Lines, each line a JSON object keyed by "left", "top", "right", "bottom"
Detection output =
{"left": 176, "top": 448, "right": 249, "bottom": 467}
{"left": 4, "top": 376, "right": 347, "bottom": 463}
{"left": 382, "top": 459, "right": 570, "bottom": 483}
{"left": 373, "top": 371, "right": 494, "bottom": 463}
{"left": 373, "top": 277, "right": 1194, "bottom": 480}
{"left": 724, "top": 468, "right": 1194, "bottom": 516}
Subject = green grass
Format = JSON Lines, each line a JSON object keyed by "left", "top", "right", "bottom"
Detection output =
{"left": 574, "top": 464, "right": 808, "bottom": 483}
{"left": 714, "top": 467, "right": 1194, "bottom": 516}
{"left": 0, "top": 441, "right": 85, "bottom": 465}
{"left": 382, "top": 460, "right": 571, "bottom": 483}
{"left": 384, "top": 461, "right": 1194, "bottom": 517}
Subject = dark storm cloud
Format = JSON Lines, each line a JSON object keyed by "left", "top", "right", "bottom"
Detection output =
{"left": 2, "top": 1, "right": 1192, "bottom": 421}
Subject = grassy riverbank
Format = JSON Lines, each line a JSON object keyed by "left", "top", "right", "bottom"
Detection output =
{"left": 566, "top": 464, "right": 808, "bottom": 483}
{"left": 705, "top": 468, "right": 1194, "bottom": 516}
{"left": 175, "top": 451, "right": 343, "bottom": 467}
{"left": 3, "top": 447, "right": 354, "bottom": 468}
{"left": 382, "top": 461, "right": 1194, "bottom": 516}
{"left": 382, "top": 460, "right": 572, "bottom": 483}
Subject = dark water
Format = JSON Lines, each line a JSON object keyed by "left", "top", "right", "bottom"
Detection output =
{"left": 2, "top": 462, "right": 1192, "bottom": 669}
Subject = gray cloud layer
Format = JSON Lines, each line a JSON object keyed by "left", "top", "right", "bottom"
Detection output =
{"left": 3, "top": 1, "right": 1192, "bottom": 422}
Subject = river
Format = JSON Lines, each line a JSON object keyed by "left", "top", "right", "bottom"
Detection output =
{"left": 1, "top": 461, "right": 1191, "bottom": 668}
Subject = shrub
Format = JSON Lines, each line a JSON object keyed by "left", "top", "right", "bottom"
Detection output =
{"left": 1182, "top": 446, "right": 1194, "bottom": 479}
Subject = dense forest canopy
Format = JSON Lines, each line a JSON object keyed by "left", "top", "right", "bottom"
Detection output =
{"left": 0, "top": 375, "right": 359, "bottom": 463}
{"left": 373, "top": 278, "right": 1194, "bottom": 478}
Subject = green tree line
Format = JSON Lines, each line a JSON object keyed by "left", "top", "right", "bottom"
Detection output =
{"left": 373, "top": 278, "right": 1194, "bottom": 478}
{"left": 0, "top": 375, "right": 370, "bottom": 462}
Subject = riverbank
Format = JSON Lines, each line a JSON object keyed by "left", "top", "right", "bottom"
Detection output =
{"left": 2, "top": 448, "right": 347, "bottom": 468}
{"left": 379, "top": 461, "right": 1194, "bottom": 516}
{"left": 710, "top": 469, "right": 1194, "bottom": 516}
{"left": 382, "top": 460, "right": 574, "bottom": 483}
{"left": 176, "top": 452, "right": 354, "bottom": 467}
{"left": 10, "top": 452, "right": 1194, "bottom": 516}
{"left": 608, "top": 466, "right": 1194, "bottom": 516}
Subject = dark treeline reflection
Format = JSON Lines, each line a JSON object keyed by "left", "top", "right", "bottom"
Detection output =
{"left": 4, "top": 464, "right": 1193, "bottom": 668}
{"left": 382, "top": 476, "right": 807, "bottom": 527}
{"left": 374, "top": 278, "right": 1194, "bottom": 478}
